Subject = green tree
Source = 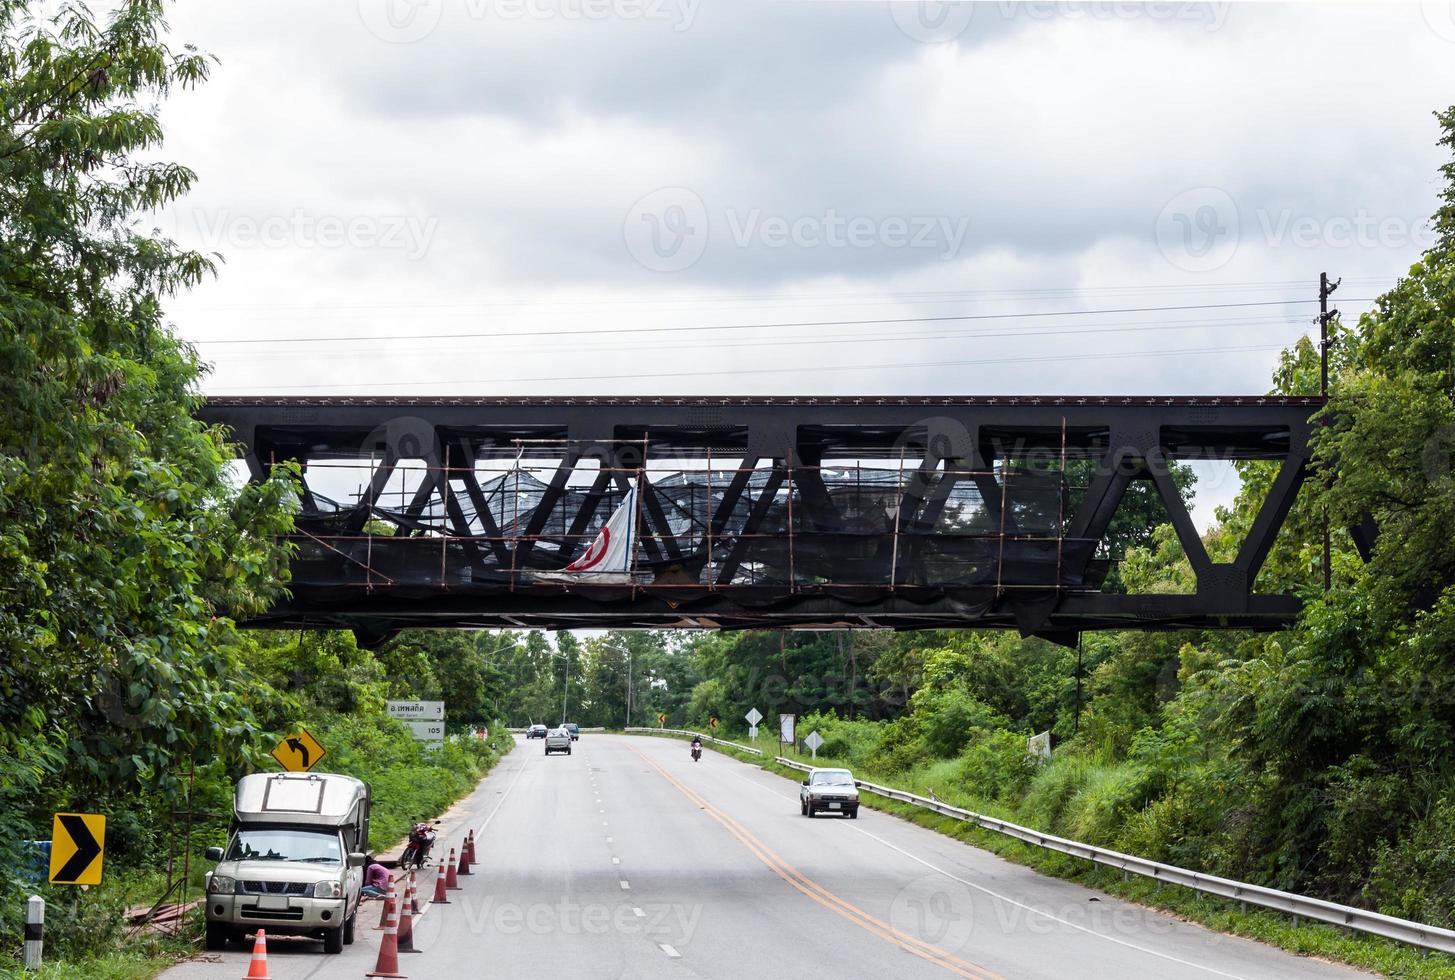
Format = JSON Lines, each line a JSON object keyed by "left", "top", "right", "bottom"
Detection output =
{"left": 0, "top": 0, "right": 294, "bottom": 826}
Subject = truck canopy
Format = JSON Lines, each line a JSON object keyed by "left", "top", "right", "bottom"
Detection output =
{"left": 234, "top": 773, "right": 370, "bottom": 851}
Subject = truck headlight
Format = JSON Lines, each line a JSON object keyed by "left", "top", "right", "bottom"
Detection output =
{"left": 207, "top": 875, "right": 236, "bottom": 895}
{"left": 313, "top": 879, "right": 343, "bottom": 899}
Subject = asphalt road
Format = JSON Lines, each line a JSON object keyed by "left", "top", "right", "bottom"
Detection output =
{"left": 162, "top": 735, "right": 1371, "bottom": 979}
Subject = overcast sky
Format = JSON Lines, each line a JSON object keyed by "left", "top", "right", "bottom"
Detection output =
{"left": 150, "top": 1, "right": 1455, "bottom": 516}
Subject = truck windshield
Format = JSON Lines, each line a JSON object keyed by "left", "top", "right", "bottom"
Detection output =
{"left": 226, "top": 829, "right": 342, "bottom": 864}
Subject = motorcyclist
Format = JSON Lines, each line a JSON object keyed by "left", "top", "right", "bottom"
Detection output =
{"left": 691, "top": 735, "right": 703, "bottom": 761}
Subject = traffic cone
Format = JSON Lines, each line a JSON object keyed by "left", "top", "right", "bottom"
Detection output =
{"left": 465, "top": 830, "right": 477, "bottom": 864}
{"left": 374, "top": 889, "right": 391, "bottom": 929}
{"left": 396, "top": 882, "right": 419, "bottom": 954}
{"left": 365, "top": 894, "right": 406, "bottom": 979}
{"left": 432, "top": 860, "right": 451, "bottom": 905}
{"left": 445, "top": 848, "right": 461, "bottom": 890}
{"left": 409, "top": 871, "right": 421, "bottom": 915}
{"left": 243, "top": 929, "right": 270, "bottom": 980}
{"left": 457, "top": 839, "right": 472, "bottom": 876}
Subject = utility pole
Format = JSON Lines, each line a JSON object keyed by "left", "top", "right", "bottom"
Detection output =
{"left": 561, "top": 650, "right": 569, "bottom": 724}
{"left": 626, "top": 646, "right": 633, "bottom": 728}
{"left": 1320, "top": 272, "right": 1340, "bottom": 592}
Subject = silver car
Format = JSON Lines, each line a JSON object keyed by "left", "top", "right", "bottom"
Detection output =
{"left": 544, "top": 727, "right": 573, "bottom": 755}
{"left": 800, "top": 767, "right": 860, "bottom": 818}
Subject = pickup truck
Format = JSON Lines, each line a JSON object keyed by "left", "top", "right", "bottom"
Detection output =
{"left": 799, "top": 767, "right": 860, "bottom": 819}
{"left": 204, "top": 772, "right": 369, "bottom": 954}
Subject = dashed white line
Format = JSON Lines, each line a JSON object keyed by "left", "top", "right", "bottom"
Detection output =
{"left": 619, "top": 880, "right": 631, "bottom": 890}
{"left": 632, "top": 907, "right": 645, "bottom": 918}
{"left": 612, "top": 856, "right": 620, "bottom": 864}
{"left": 658, "top": 943, "right": 682, "bottom": 959}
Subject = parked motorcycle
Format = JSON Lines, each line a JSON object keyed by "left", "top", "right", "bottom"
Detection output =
{"left": 401, "top": 820, "right": 439, "bottom": 870}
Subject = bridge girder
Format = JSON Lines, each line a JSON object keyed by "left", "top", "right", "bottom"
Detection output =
{"left": 200, "top": 395, "right": 1321, "bottom": 636}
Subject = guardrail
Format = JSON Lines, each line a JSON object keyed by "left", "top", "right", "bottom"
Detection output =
{"left": 625, "top": 727, "right": 763, "bottom": 756}
{"left": 772, "top": 757, "right": 1455, "bottom": 955}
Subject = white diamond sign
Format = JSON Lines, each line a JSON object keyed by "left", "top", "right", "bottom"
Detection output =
{"left": 805, "top": 730, "right": 824, "bottom": 759}
{"left": 744, "top": 708, "right": 763, "bottom": 726}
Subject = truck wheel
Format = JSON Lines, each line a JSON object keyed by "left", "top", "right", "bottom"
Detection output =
{"left": 343, "top": 910, "right": 356, "bottom": 945}
{"left": 806, "top": 803, "right": 815, "bottom": 818}
{"left": 204, "top": 921, "right": 229, "bottom": 952}
{"left": 800, "top": 799, "right": 807, "bottom": 816}
{"left": 849, "top": 808, "right": 859, "bottom": 820}
{"left": 323, "top": 925, "right": 345, "bottom": 954}
{"left": 566, "top": 747, "right": 572, "bottom": 755}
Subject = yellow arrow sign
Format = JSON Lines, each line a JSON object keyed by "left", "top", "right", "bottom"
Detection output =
{"left": 709, "top": 717, "right": 719, "bottom": 729}
{"left": 657, "top": 713, "right": 667, "bottom": 726}
{"left": 271, "top": 729, "right": 326, "bottom": 772}
{"left": 50, "top": 813, "right": 105, "bottom": 886}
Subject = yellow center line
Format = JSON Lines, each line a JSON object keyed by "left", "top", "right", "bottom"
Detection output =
{"left": 630, "top": 746, "right": 1005, "bottom": 980}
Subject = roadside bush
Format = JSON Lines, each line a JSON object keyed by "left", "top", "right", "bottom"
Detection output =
{"left": 868, "top": 716, "right": 930, "bottom": 774}
{"left": 1365, "top": 792, "right": 1455, "bottom": 928}
{"left": 797, "top": 711, "right": 883, "bottom": 769}
{"left": 954, "top": 730, "right": 1039, "bottom": 802}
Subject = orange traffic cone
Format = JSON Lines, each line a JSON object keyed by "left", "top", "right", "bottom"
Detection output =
{"left": 374, "top": 889, "right": 391, "bottom": 929}
{"left": 243, "top": 929, "right": 270, "bottom": 980}
{"left": 397, "top": 882, "right": 419, "bottom": 954}
{"left": 366, "top": 894, "right": 406, "bottom": 979}
{"left": 433, "top": 859, "right": 450, "bottom": 905}
{"left": 409, "top": 871, "right": 421, "bottom": 915}
{"left": 445, "top": 848, "right": 461, "bottom": 890}
{"left": 465, "top": 830, "right": 477, "bottom": 864}
{"left": 457, "top": 840, "right": 472, "bottom": 876}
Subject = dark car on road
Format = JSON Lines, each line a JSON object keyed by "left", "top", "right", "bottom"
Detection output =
{"left": 526, "top": 724, "right": 548, "bottom": 739}
{"left": 564, "top": 723, "right": 580, "bottom": 741}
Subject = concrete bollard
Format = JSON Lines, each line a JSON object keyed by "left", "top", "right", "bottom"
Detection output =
{"left": 24, "top": 895, "right": 43, "bottom": 969}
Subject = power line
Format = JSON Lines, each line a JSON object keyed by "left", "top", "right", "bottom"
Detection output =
{"left": 208, "top": 341, "right": 1292, "bottom": 393}
{"left": 206, "top": 314, "right": 1305, "bottom": 362}
{"left": 193, "top": 297, "right": 1372, "bottom": 348}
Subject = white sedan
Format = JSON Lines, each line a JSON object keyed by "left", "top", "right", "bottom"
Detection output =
{"left": 799, "top": 768, "right": 859, "bottom": 818}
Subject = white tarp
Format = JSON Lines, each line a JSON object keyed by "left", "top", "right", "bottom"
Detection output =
{"left": 534, "top": 479, "right": 640, "bottom": 583}
{"left": 1027, "top": 730, "right": 1052, "bottom": 762}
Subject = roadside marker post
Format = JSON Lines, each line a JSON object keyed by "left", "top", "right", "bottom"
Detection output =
{"left": 24, "top": 895, "right": 42, "bottom": 969}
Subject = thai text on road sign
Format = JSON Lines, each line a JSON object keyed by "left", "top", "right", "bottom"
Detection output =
{"left": 271, "top": 729, "right": 326, "bottom": 772}
{"left": 49, "top": 813, "right": 105, "bottom": 886}
{"left": 779, "top": 713, "right": 796, "bottom": 745}
{"left": 387, "top": 700, "right": 445, "bottom": 721}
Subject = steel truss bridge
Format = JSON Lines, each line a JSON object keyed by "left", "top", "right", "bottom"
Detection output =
{"left": 200, "top": 395, "right": 1324, "bottom": 641}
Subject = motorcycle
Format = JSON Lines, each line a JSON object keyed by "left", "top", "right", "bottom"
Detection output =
{"left": 401, "top": 820, "right": 439, "bottom": 871}
{"left": 691, "top": 742, "right": 702, "bottom": 762}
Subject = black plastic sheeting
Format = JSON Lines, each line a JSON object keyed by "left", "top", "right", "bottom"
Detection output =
{"left": 288, "top": 465, "right": 1106, "bottom": 596}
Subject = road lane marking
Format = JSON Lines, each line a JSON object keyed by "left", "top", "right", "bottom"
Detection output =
{"left": 633, "top": 907, "right": 645, "bottom": 918}
{"left": 659, "top": 943, "right": 682, "bottom": 958}
{"left": 620, "top": 880, "right": 631, "bottom": 890}
{"left": 630, "top": 746, "right": 1001, "bottom": 980}
{"left": 471, "top": 742, "right": 535, "bottom": 840}
{"left": 696, "top": 743, "right": 1254, "bottom": 980}
{"left": 612, "top": 856, "right": 620, "bottom": 864}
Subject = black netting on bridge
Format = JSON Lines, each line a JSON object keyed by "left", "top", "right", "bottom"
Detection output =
{"left": 285, "top": 460, "right": 1104, "bottom": 596}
